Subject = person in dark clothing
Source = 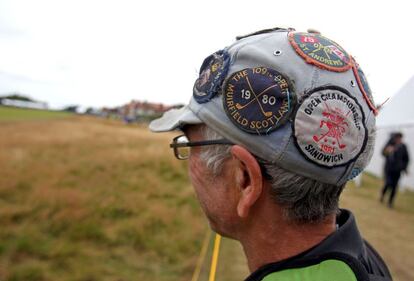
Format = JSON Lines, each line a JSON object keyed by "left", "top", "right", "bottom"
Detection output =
{"left": 381, "top": 132, "right": 409, "bottom": 207}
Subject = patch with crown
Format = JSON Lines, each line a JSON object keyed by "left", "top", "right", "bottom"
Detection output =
{"left": 289, "top": 32, "right": 351, "bottom": 72}
{"left": 293, "top": 86, "right": 367, "bottom": 167}
{"left": 351, "top": 59, "right": 378, "bottom": 114}
{"left": 223, "top": 67, "right": 294, "bottom": 134}
{"left": 193, "top": 50, "right": 230, "bottom": 103}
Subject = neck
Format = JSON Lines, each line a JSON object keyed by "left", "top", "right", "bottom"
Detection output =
{"left": 239, "top": 213, "right": 336, "bottom": 272}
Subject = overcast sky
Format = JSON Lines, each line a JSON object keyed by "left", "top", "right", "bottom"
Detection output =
{"left": 0, "top": 0, "right": 412, "bottom": 109}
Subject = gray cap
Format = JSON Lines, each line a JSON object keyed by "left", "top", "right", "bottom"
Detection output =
{"left": 150, "top": 28, "right": 377, "bottom": 186}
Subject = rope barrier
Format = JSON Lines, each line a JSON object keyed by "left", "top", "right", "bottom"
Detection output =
{"left": 190, "top": 230, "right": 212, "bottom": 281}
{"left": 208, "top": 234, "right": 221, "bottom": 281}
{"left": 190, "top": 231, "right": 222, "bottom": 281}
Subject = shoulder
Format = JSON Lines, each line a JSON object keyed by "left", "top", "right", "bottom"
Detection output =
{"left": 253, "top": 253, "right": 370, "bottom": 281}
{"left": 249, "top": 252, "right": 392, "bottom": 281}
{"left": 245, "top": 210, "right": 392, "bottom": 281}
{"left": 362, "top": 240, "right": 392, "bottom": 278}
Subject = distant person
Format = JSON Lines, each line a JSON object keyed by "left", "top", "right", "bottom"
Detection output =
{"left": 150, "top": 28, "right": 391, "bottom": 280}
{"left": 380, "top": 132, "right": 409, "bottom": 208}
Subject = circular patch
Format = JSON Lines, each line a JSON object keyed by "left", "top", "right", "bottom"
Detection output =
{"left": 289, "top": 32, "right": 351, "bottom": 72}
{"left": 223, "top": 67, "right": 294, "bottom": 134}
{"left": 193, "top": 50, "right": 230, "bottom": 103}
{"left": 352, "top": 61, "right": 378, "bottom": 114}
{"left": 293, "top": 87, "right": 367, "bottom": 167}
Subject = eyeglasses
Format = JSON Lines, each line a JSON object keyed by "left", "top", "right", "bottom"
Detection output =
{"left": 169, "top": 134, "right": 233, "bottom": 160}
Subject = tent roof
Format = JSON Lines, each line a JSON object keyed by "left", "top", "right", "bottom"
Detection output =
{"left": 377, "top": 75, "right": 414, "bottom": 127}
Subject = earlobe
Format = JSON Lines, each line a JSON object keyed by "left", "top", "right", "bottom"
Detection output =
{"left": 231, "top": 145, "right": 264, "bottom": 218}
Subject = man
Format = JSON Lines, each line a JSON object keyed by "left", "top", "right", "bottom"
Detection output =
{"left": 381, "top": 132, "right": 409, "bottom": 208}
{"left": 150, "top": 28, "right": 392, "bottom": 281}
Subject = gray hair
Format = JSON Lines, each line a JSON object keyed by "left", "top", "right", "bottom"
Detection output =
{"left": 200, "top": 125, "right": 374, "bottom": 223}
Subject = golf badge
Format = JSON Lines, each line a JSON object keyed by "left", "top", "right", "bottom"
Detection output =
{"left": 294, "top": 86, "right": 367, "bottom": 167}
{"left": 193, "top": 50, "right": 230, "bottom": 103}
{"left": 289, "top": 32, "right": 352, "bottom": 72}
{"left": 352, "top": 59, "right": 378, "bottom": 115}
{"left": 223, "top": 67, "right": 294, "bottom": 134}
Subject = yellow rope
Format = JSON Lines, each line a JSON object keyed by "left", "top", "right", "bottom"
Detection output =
{"left": 190, "top": 230, "right": 212, "bottom": 281}
{"left": 208, "top": 234, "right": 221, "bottom": 281}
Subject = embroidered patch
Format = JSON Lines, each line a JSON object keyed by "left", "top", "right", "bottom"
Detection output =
{"left": 352, "top": 60, "right": 378, "bottom": 115}
{"left": 193, "top": 50, "right": 230, "bottom": 103}
{"left": 293, "top": 87, "right": 367, "bottom": 167}
{"left": 289, "top": 32, "right": 351, "bottom": 72}
{"left": 223, "top": 67, "right": 294, "bottom": 134}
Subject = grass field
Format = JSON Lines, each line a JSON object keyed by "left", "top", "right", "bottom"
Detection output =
{"left": 0, "top": 106, "right": 71, "bottom": 121}
{"left": 0, "top": 111, "right": 413, "bottom": 281}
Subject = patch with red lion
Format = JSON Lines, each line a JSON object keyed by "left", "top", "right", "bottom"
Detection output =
{"left": 293, "top": 86, "right": 367, "bottom": 167}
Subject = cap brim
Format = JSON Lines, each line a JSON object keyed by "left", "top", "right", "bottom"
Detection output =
{"left": 149, "top": 105, "right": 202, "bottom": 132}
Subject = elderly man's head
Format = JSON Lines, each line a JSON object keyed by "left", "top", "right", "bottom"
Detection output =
{"left": 149, "top": 28, "right": 395, "bottom": 279}
{"left": 151, "top": 27, "right": 377, "bottom": 234}
{"left": 181, "top": 124, "right": 346, "bottom": 236}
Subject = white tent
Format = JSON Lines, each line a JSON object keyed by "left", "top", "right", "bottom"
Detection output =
{"left": 365, "top": 76, "right": 414, "bottom": 190}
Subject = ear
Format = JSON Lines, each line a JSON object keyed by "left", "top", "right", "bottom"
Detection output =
{"left": 230, "top": 145, "right": 264, "bottom": 218}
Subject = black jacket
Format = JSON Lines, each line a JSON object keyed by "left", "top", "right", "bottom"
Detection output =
{"left": 383, "top": 143, "right": 409, "bottom": 173}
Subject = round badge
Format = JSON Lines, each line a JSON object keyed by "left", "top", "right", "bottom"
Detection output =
{"left": 223, "top": 67, "right": 294, "bottom": 134}
{"left": 193, "top": 50, "right": 230, "bottom": 104}
{"left": 293, "top": 86, "right": 367, "bottom": 167}
{"left": 289, "top": 32, "right": 351, "bottom": 72}
{"left": 352, "top": 61, "right": 378, "bottom": 114}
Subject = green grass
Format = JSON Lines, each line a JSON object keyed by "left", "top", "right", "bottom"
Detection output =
{"left": 346, "top": 172, "right": 414, "bottom": 213}
{"left": 340, "top": 174, "right": 414, "bottom": 281}
{"left": 0, "top": 117, "right": 205, "bottom": 281}
{"left": 0, "top": 106, "right": 72, "bottom": 121}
